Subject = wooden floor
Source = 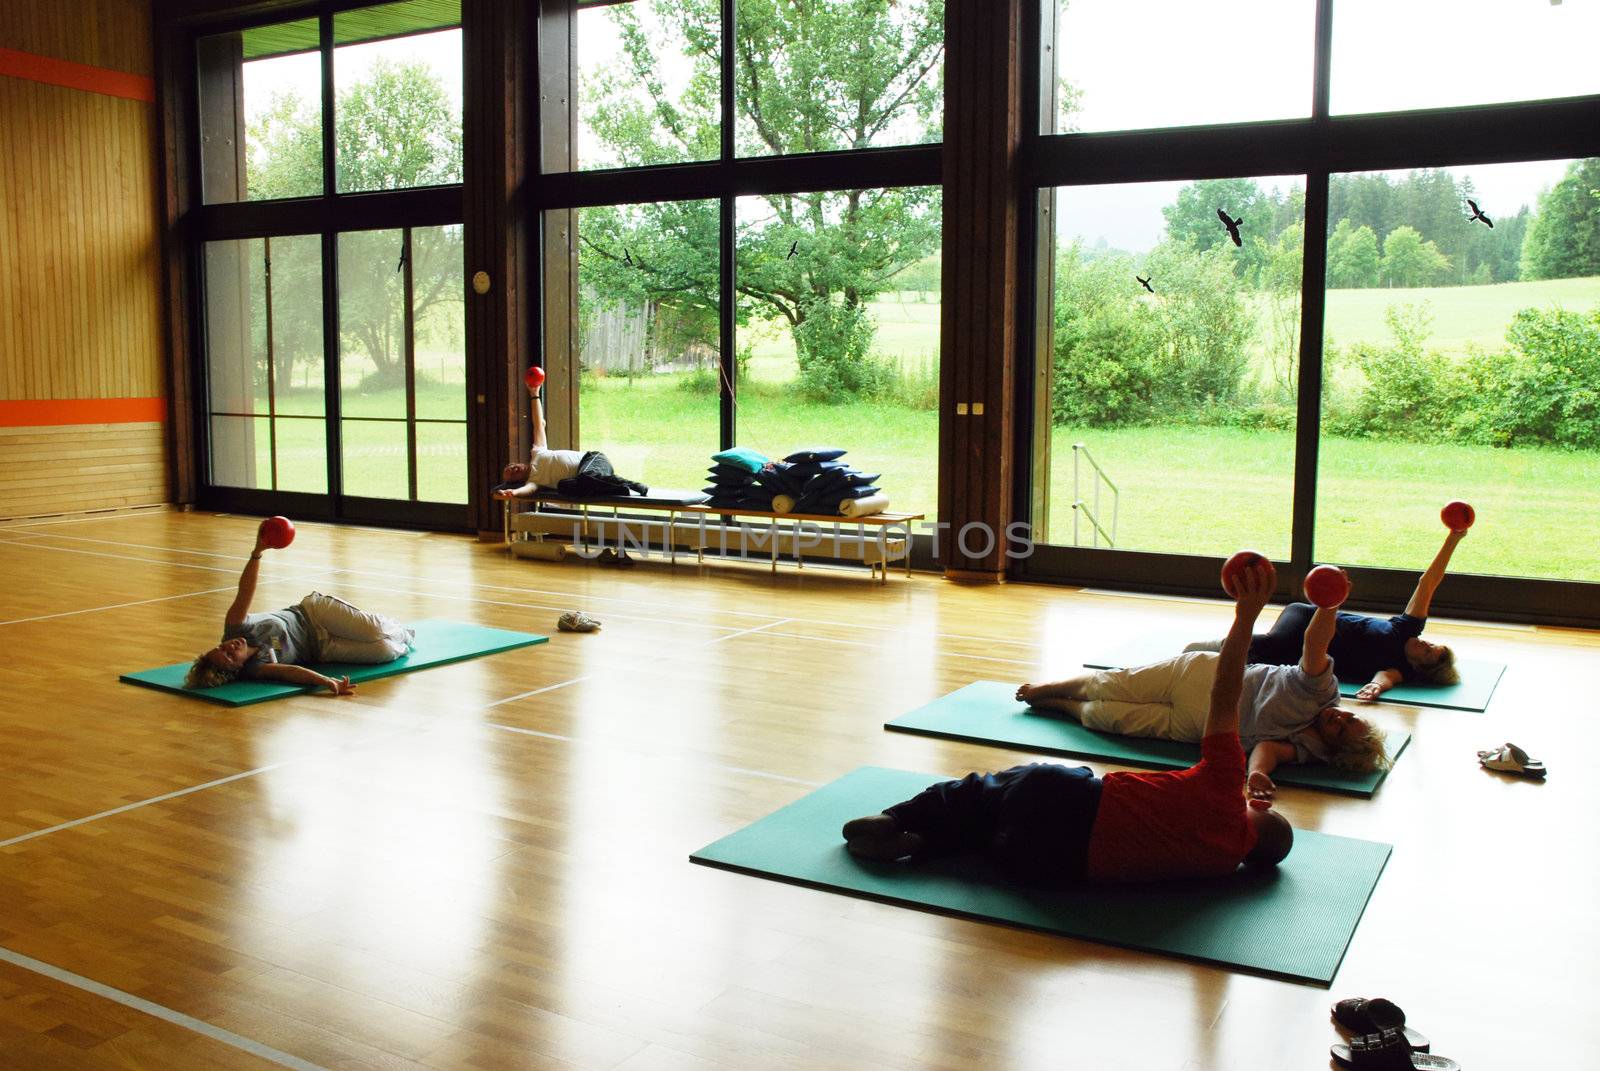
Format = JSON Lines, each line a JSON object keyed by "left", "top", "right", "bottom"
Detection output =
{"left": 0, "top": 509, "right": 1595, "bottom": 1070}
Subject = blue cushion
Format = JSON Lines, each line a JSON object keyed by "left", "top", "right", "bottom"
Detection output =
{"left": 784, "top": 447, "right": 847, "bottom": 464}
{"left": 711, "top": 447, "right": 770, "bottom": 473}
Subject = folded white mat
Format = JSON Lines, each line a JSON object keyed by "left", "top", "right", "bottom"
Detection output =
{"left": 772, "top": 494, "right": 795, "bottom": 514}
{"left": 839, "top": 493, "right": 890, "bottom": 518}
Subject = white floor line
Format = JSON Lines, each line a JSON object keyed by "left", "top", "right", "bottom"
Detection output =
{"left": 760, "top": 626, "right": 1038, "bottom": 666}
{"left": 0, "top": 946, "right": 330, "bottom": 1071}
{"left": 0, "top": 585, "right": 235, "bottom": 627}
{"left": 483, "top": 618, "right": 792, "bottom": 710}
{"left": 718, "top": 765, "right": 825, "bottom": 787}
{"left": 0, "top": 763, "right": 291, "bottom": 849}
{"left": 0, "top": 537, "right": 253, "bottom": 574}
{"left": 483, "top": 674, "right": 594, "bottom": 709}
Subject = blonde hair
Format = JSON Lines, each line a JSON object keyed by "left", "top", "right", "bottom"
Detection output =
{"left": 1330, "top": 716, "right": 1391, "bottom": 772}
{"left": 184, "top": 654, "right": 238, "bottom": 690}
{"left": 1408, "top": 645, "right": 1460, "bottom": 685}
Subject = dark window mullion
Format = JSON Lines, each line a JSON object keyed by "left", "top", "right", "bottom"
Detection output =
{"left": 402, "top": 228, "right": 419, "bottom": 501}
{"left": 263, "top": 237, "right": 279, "bottom": 490}
{"left": 718, "top": 0, "right": 736, "bottom": 449}
{"left": 319, "top": 13, "right": 345, "bottom": 509}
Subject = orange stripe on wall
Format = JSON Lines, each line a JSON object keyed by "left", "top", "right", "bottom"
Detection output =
{"left": 0, "top": 48, "right": 155, "bottom": 104}
{"left": 0, "top": 398, "right": 167, "bottom": 427}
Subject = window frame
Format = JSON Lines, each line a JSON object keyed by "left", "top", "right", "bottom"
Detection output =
{"left": 179, "top": 0, "right": 470, "bottom": 531}
{"left": 1015, "top": 0, "right": 1600, "bottom": 626}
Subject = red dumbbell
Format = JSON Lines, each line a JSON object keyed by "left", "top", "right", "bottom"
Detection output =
{"left": 260, "top": 515, "right": 295, "bottom": 549}
{"left": 1441, "top": 500, "right": 1475, "bottom": 532}
{"left": 1220, "top": 549, "right": 1273, "bottom": 597}
{"left": 1303, "top": 564, "right": 1351, "bottom": 609}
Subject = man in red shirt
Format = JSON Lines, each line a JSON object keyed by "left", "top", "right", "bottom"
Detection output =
{"left": 843, "top": 559, "right": 1294, "bottom": 883}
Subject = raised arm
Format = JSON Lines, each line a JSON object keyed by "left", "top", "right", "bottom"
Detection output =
{"left": 1405, "top": 528, "right": 1466, "bottom": 618}
{"left": 1206, "top": 561, "right": 1275, "bottom": 739}
{"left": 224, "top": 525, "right": 272, "bottom": 628}
{"left": 1297, "top": 603, "right": 1339, "bottom": 678}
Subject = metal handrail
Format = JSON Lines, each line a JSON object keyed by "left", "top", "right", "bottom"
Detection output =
{"left": 1071, "top": 442, "right": 1119, "bottom": 548}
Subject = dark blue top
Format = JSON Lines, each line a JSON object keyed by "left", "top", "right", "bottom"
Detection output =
{"left": 1248, "top": 603, "right": 1427, "bottom": 683}
{"left": 1331, "top": 611, "right": 1427, "bottom": 682}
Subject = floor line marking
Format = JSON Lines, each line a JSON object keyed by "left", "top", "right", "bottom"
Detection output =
{"left": 0, "top": 946, "right": 331, "bottom": 1071}
{"left": 483, "top": 618, "right": 791, "bottom": 710}
{"left": 0, "top": 586, "right": 235, "bottom": 626}
{"left": 0, "top": 764, "right": 293, "bottom": 850}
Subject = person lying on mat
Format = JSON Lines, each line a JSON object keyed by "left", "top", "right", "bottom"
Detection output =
{"left": 493, "top": 366, "right": 586, "bottom": 499}
{"left": 843, "top": 560, "right": 1295, "bottom": 883}
{"left": 1184, "top": 526, "right": 1467, "bottom": 699}
{"left": 1012, "top": 588, "right": 1389, "bottom": 795}
{"left": 183, "top": 521, "right": 414, "bottom": 695}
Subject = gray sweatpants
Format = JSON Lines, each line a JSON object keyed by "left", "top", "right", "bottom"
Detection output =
{"left": 298, "top": 592, "right": 414, "bottom": 663}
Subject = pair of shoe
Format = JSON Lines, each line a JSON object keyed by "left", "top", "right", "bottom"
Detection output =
{"left": 594, "top": 547, "right": 636, "bottom": 568}
{"left": 1330, "top": 998, "right": 1457, "bottom": 1069}
{"left": 557, "top": 610, "right": 601, "bottom": 633}
{"left": 1478, "top": 741, "right": 1547, "bottom": 778}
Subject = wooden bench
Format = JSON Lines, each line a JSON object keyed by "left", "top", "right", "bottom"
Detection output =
{"left": 501, "top": 493, "right": 924, "bottom": 583}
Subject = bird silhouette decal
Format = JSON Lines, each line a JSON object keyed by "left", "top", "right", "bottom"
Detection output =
{"left": 1466, "top": 199, "right": 1494, "bottom": 228}
{"left": 787, "top": 241, "right": 798, "bottom": 259}
{"left": 1217, "top": 208, "right": 1243, "bottom": 247}
{"left": 1136, "top": 274, "right": 1154, "bottom": 293}
{"left": 624, "top": 249, "right": 634, "bottom": 266}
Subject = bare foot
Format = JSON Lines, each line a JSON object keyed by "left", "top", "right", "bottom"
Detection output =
{"left": 1015, "top": 683, "right": 1042, "bottom": 703}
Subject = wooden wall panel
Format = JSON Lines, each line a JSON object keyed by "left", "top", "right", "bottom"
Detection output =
{"left": 0, "top": 2, "right": 165, "bottom": 519}
{"left": 0, "top": 424, "right": 167, "bottom": 518}
{"left": 0, "top": 0, "right": 153, "bottom": 78}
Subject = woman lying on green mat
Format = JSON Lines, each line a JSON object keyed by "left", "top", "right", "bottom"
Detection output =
{"left": 846, "top": 560, "right": 1296, "bottom": 883}
{"left": 1184, "top": 526, "right": 1469, "bottom": 699}
{"left": 1017, "top": 579, "right": 1388, "bottom": 802}
{"left": 183, "top": 522, "right": 414, "bottom": 695}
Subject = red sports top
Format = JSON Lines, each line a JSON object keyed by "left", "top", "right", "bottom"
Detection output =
{"left": 1085, "top": 732, "right": 1258, "bottom": 881}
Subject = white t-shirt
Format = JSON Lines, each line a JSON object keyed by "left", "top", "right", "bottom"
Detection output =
{"left": 528, "top": 446, "right": 585, "bottom": 489}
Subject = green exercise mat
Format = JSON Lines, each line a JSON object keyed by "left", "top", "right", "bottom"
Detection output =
{"left": 120, "top": 619, "right": 548, "bottom": 706}
{"left": 691, "top": 765, "right": 1390, "bottom": 986}
{"left": 1081, "top": 636, "right": 1505, "bottom": 712}
{"left": 884, "top": 681, "right": 1407, "bottom": 796}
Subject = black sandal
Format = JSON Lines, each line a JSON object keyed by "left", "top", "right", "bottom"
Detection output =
{"left": 1331, "top": 1028, "right": 1460, "bottom": 1070}
{"left": 1332, "top": 997, "right": 1431, "bottom": 1052}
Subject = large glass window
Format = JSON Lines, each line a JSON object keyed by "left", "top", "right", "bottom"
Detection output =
{"left": 204, "top": 236, "right": 327, "bottom": 493}
{"left": 572, "top": 201, "right": 721, "bottom": 492}
{"left": 334, "top": 0, "right": 463, "bottom": 192}
{"left": 1041, "top": 176, "right": 1306, "bottom": 558}
{"left": 199, "top": 17, "right": 322, "bottom": 204}
{"left": 736, "top": 187, "right": 942, "bottom": 521}
{"left": 575, "top": 0, "right": 718, "bottom": 171}
{"left": 339, "top": 225, "right": 467, "bottom": 503}
{"left": 1051, "top": 0, "right": 1314, "bottom": 134}
{"left": 1317, "top": 159, "right": 1600, "bottom": 582}
{"left": 735, "top": 0, "right": 944, "bottom": 156}
{"left": 1332, "top": 1, "right": 1600, "bottom": 116}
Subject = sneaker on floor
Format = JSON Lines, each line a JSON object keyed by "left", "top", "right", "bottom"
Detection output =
{"left": 558, "top": 610, "right": 602, "bottom": 633}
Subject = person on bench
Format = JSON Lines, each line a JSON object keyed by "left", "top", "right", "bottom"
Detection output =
{"left": 183, "top": 521, "right": 414, "bottom": 695}
{"left": 1013, "top": 582, "right": 1389, "bottom": 794}
{"left": 1183, "top": 525, "right": 1468, "bottom": 699}
{"left": 843, "top": 559, "right": 1294, "bottom": 883}
{"left": 494, "top": 367, "right": 586, "bottom": 500}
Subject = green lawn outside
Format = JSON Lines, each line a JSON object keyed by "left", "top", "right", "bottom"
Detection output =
{"left": 578, "top": 376, "right": 1600, "bottom": 583}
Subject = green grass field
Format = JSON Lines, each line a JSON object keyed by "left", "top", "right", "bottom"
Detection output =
{"left": 577, "top": 375, "right": 1600, "bottom": 583}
